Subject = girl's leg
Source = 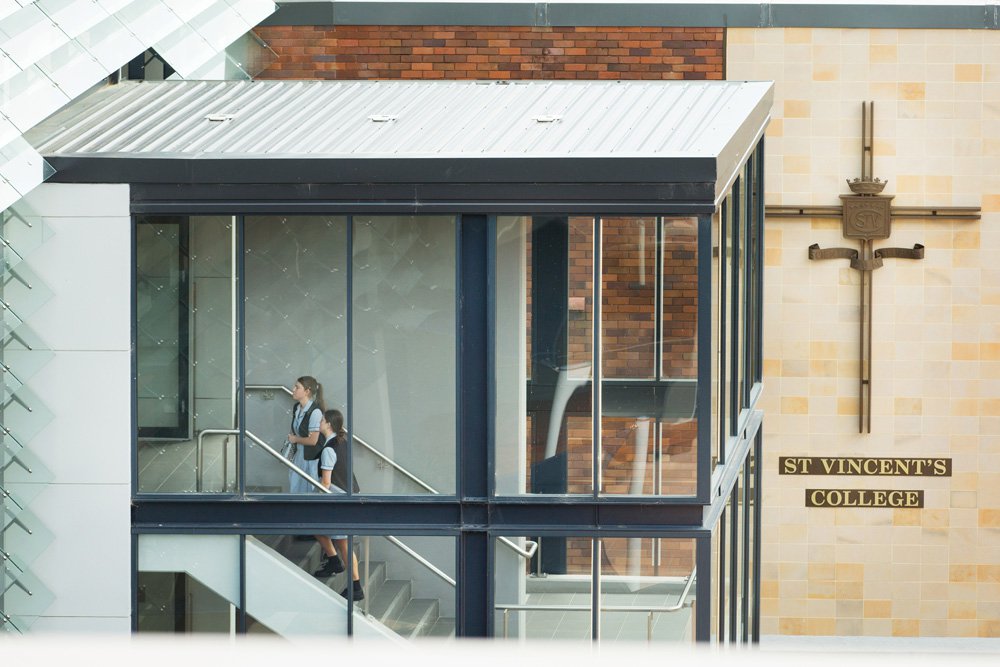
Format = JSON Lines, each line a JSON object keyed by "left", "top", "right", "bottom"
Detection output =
{"left": 333, "top": 538, "right": 359, "bottom": 581}
{"left": 316, "top": 535, "right": 337, "bottom": 558}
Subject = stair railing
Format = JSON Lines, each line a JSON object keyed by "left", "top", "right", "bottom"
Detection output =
{"left": 244, "top": 384, "right": 538, "bottom": 561}
{"left": 494, "top": 566, "right": 697, "bottom": 642}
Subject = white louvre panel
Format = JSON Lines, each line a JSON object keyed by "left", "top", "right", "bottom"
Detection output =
{"left": 0, "top": 65, "right": 71, "bottom": 132}
{"left": 0, "top": 137, "right": 53, "bottom": 211}
{"left": 34, "top": 0, "right": 111, "bottom": 39}
{"left": 226, "top": 0, "right": 272, "bottom": 26}
{"left": 75, "top": 13, "right": 145, "bottom": 71}
{"left": 35, "top": 41, "right": 107, "bottom": 101}
{"left": 0, "top": 0, "right": 23, "bottom": 22}
{"left": 154, "top": 0, "right": 274, "bottom": 78}
{"left": 114, "top": 0, "right": 183, "bottom": 46}
{"left": 0, "top": 115, "right": 19, "bottom": 147}
{"left": 0, "top": 0, "right": 276, "bottom": 210}
{"left": 0, "top": 4, "right": 70, "bottom": 69}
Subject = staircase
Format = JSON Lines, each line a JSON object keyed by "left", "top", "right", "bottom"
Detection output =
{"left": 259, "top": 535, "right": 455, "bottom": 639}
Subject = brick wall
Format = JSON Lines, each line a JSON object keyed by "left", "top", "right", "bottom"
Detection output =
{"left": 254, "top": 25, "right": 724, "bottom": 80}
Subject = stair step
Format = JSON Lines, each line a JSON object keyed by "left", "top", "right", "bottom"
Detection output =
{"left": 392, "top": 598, "right": 439, "bottom": 638}
{"left": 367, "top": 579, "right": 411, "bottom": 626}
{"left": 425, "top": 616, "right": 456, "bottom": 639}
{"left": 359, "top": 560, "right": 387, "bottom": 599}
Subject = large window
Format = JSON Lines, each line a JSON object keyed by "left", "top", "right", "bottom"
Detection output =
{"left": 131, "top": 138, "right": 766, "bottom": 644}
{"left": 136, "top": 215, "right": 456, "bottom": 496}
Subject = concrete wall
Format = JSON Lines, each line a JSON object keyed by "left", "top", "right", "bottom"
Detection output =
{"left": 729, "top": 27, "right": 1000, "bottom": 638}
{"left": 3, "top": 183, "right": 132, "bottom": 632}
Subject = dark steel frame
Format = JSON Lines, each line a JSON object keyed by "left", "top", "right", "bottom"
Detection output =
{"left": 123, "top": 139, "right": 767, "bottom": 643}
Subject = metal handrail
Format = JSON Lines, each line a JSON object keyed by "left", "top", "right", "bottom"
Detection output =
{"left": 384, "top": 536, "right": 456, "bottom": 587}
{"left": 245, "top": 431, "right": 329, "bottom": 493}
{"left": 244, "top": 384, "right": 538, "bottom": 561}
{"left": 245, "top": 384, "right": 438, "bottom": 494}
{"left": 495, "top": 567, "right": 696, "bottom": 641}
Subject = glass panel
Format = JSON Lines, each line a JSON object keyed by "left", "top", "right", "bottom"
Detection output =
{"left": 0, "top": 65, "right": 71, "bottom": 132}
{"left": 136, "top": 216, "right": 236, "bottom": 493}
{"left": 75, "top": 14, "right": 145, "bottom": 71}
{"left": 599, "top": 537, "right": 696, "bottom": 642}
{"left": 116, "top": 0, "right": 182, "bottom": 46}
{"left": 721, "top": 197, "right": 732, "bottom": 448}
{"left": 353, "top": 216, "right": 456, "bottom": 495}
{"left": 35, "top": 0, "right": 110, "bottom": 40}
{"left": 495, "top": 215, "right": 593, "bottom": 497}
{"left": 153, "top": 21, "right": 216, "bottom": 77}
{"left": 0, "top": 138, "right": 56, "bottom": 211}
{"left": 730, "top": 469, "right": 744, "bottom": 642}
{"left": 600, "top": 217, "right": 698, "bottom": 496}
{"left": 711, "top": 511, "right": 723, "bottom": 642}
{"left": 494, "top": 535, "right": 591, "bottom": 640}
{"left": 601, "top": 216, "right": 655, "bottom": 380}
{"left": 246, "top": 532, "right": 349, "bottom": 637}
{"left": 352, "top": 535, "right": 456, "bottom": 641}
{"left": 710, "top": 206, "right": 722, "bottom": 471}
{"left": 137, "top": 534, "right": 239, "bottom": 633}
{"left": 243, "top": 216, "right": 347, "bottom": 495}
{"left": 0, "top": 5, "right": 67, "bottom": 68}
{"left": 35, "top": 39, "right": 107, "bottom": 100}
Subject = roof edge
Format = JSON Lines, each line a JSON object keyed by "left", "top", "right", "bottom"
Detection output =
{"left": 263, "top": 2, "right": 1000, "bottom": 30}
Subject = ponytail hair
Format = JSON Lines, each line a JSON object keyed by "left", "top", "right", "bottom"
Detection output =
{"left": 323, "top": 409, "right": 347, "bottom": 446}
{"left": 297, "top": 375, "right": 326, "bottom": 411}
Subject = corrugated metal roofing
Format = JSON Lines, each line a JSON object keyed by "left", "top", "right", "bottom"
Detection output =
{"left": 30, "top": 79, "right": 771, "bottom": 160}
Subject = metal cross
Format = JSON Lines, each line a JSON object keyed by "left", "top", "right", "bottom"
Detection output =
{"left": 766, "top": 102, "right": 981, "bottom": 433}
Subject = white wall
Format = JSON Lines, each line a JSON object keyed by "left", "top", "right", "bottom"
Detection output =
{"left": 3, "top": 183, "right": 132, "bottom": 632}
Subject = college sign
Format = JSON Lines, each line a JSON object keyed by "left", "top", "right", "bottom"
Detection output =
{"left": 779, "top": 456, "right": 952, "bottom": 508}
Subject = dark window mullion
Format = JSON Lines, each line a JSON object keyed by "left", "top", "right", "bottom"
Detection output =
{"left": 346, "top": 216, "right": 354, "bottom": 498}
{"left": 593, "top": 216, "right": 602, "bottom": 497}
{"left": 729, "top": 180, "right": 740, "bottom": 436}
{"left": 237, "top": 215, "right": 246, "bottom": 497}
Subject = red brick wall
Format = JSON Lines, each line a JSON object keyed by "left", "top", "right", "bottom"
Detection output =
{"left": 254, "top": 25, "right": 724, "bottom": 80}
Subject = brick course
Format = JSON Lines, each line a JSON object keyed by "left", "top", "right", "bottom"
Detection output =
{"left": 255, "top": 25, "right": 724, "bottom": 80}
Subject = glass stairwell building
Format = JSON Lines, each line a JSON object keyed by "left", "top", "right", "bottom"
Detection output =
{"left": 7, "top": 77, "right": 768, "bottom": 641}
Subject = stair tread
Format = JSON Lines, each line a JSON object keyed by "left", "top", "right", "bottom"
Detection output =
{"left": 392, "top": 598, "right": 439, "bottom": 638}
{"left": 425, "top": 616, "right": 456, "bottom": 638}
{"left": 367, "top": 579, "right": 411, "bottom": 623}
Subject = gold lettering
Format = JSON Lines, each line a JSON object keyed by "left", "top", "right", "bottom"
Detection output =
{"left": 827, "top": 490, "right": 844, "bottom": 506}
{"left": 879, "top": 459, "right": 893, "bottom": 474}
{"left": 782, "top": 458, "right": 797, "bottom": 474}
{"left": 798, "top": 458, "right": 812, "bottom": 474}
{"left": 821, "top": 458, "right": 836, "bottom": 474}
{"left": 873, "top": 490, "right": 887, "bottom": 505}
{"left": 906, "top": 491, "right": 920, "bottom": 507}
{"left": 863, "top": 459, "right": 879, "bottom": 475}
{"left": 847, "top": 459, "right": 863, "bottom": 475}
{"left": 933, "top": 459, "right": 948, "bottom": 476}
{"left": 810, "top": 489, "right": 825, "bottom": 506}
{"left": 895, "top": 459, "right": 909, "bottom": 475}
{"left": 886, "top": 491, "right": 904, "bottom": 507}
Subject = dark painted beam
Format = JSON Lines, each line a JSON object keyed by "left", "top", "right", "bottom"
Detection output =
{"left": 262, "top": 2, "right": 1000, "bottom": 30}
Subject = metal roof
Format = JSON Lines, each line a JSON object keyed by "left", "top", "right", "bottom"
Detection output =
{"left": 30, "top": 79, "right": 771, "bottom": 209}
{"left": 34, "top": 79, "right": 769, "bottom": 159}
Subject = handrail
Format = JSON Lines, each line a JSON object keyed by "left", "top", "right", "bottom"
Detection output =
{"left": 495, "top": 567, "right": 696, "bottom": 641}
{"left": 245, "top": 384, "right": 438, "bottom": 494}
{"left": 384, "top": 535, "right": 456, "bottom": 587}
{"left": 244, "top": 383, "right": 538, "bottom": 561}
{"left": 245, "top": 431, "right": 329, "bottom": 494}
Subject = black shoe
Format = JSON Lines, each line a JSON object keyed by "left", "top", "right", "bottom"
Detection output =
{"left": 313, "top": 554, "right": 345, "bottom": 577}
{"left": 341, "top": 583, "right": 365, "bottom": 601}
